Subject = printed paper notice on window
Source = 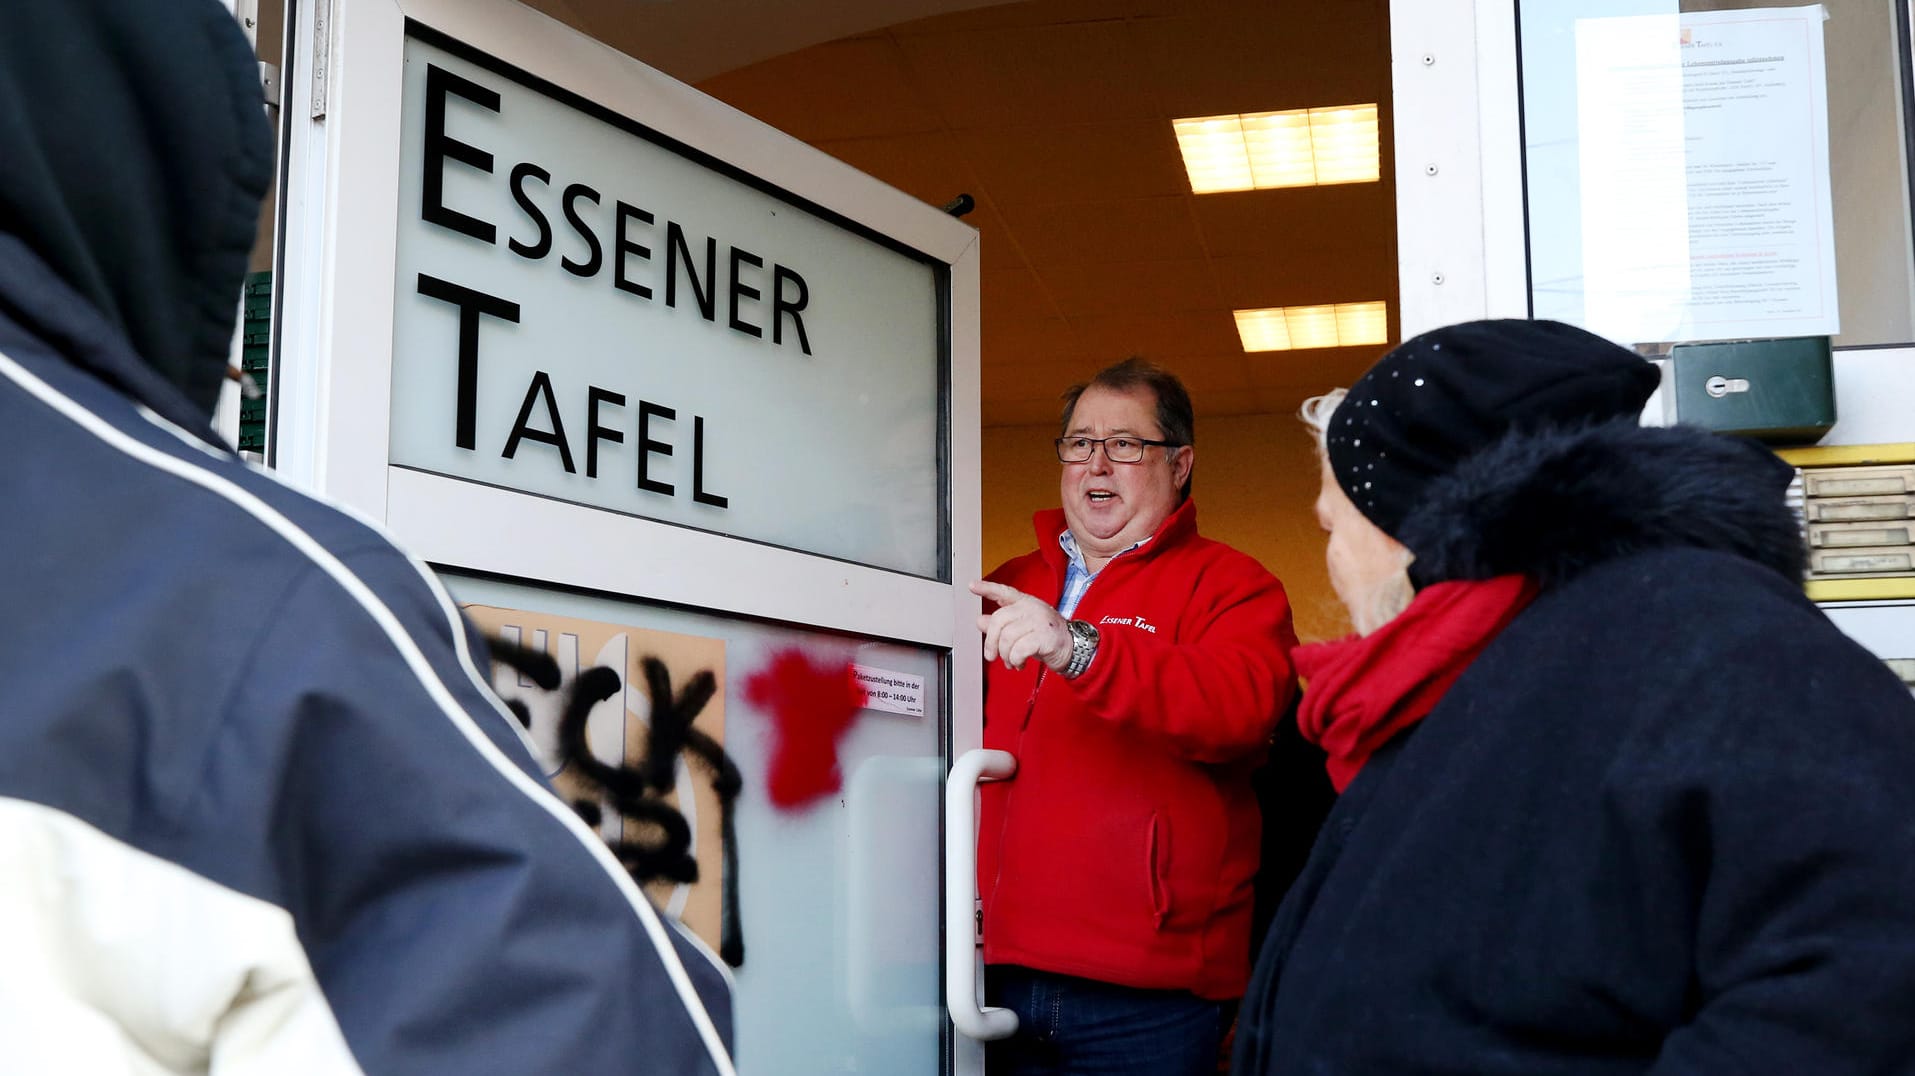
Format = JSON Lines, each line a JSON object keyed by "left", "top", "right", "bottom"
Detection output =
{"left": 852, "top": 664, "right": 926, "bottom": 718}
{"left": 1574, "top": 5, "right": 1838, "bottom": 344}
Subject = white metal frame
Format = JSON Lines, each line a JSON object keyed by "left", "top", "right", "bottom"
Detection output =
{"left": 1823, "top": 599, "right": 1915, "bottom": 664}
{"left": 280, "top": 9, "right": 987, "bottom": 1063}
{"left": 1389, "top": 0, "right": 1528, "bottom": 337}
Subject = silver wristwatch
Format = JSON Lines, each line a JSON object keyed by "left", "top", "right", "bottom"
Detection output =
{"left": 1063, "top": 619, "right": 1099, "bottom": 679}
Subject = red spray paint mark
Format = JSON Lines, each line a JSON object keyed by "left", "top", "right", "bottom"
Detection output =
{"left": 745, "top": 649, "right": 867, "bottom": 811}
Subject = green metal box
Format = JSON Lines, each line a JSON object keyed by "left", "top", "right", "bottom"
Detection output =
{"left": 1671, "top": 336, "right": 1835, "bottom": 444}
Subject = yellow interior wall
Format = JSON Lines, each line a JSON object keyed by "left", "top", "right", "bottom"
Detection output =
{"left": 980, "top": 413, "right": 1352, "bottom": 644}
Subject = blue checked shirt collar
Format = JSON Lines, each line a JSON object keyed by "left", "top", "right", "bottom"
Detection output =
{"left": 1055, "top": 529, "right": 1151, "bottom": 618}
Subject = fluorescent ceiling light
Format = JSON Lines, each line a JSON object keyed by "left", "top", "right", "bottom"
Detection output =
{"left": 1234, "top": 302, "right": 1389, "bottom": 352}
{"left": 1174, "top": 104, "right": 1380, "bottom": 193}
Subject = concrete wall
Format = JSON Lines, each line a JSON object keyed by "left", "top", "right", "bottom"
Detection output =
{"left": 980, "top": 411, "right": 1352, "bottom": 644}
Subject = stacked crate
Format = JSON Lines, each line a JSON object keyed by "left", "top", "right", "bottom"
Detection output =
{"left": 239, "top": 272, "right": 271, "bottom": 456}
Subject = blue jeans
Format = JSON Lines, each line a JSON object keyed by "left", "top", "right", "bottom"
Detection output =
{"left": 984, "top": 965, "right": 1225, "bottom": 1075}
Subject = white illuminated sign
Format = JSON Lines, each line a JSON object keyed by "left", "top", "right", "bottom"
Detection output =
{"left": 390, "top": 34, "right": 943, "bottom": 577}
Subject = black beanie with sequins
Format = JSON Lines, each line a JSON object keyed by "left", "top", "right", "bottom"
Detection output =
{"left": 1326, "top": 319, "right": 1661, "bottom": 538}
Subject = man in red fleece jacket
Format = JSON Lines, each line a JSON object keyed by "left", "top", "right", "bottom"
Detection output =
{"left": 971, "top": 357, "right": 1298, "bottom": 1075}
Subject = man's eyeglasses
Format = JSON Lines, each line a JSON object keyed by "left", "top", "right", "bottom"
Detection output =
{"left": 1054, "top": 436, "right": 1179, "bottom": 464}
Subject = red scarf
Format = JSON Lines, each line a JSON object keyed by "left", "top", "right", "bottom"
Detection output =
{"left": 1296, "top": 574, "right": 1538, "bottom": 792}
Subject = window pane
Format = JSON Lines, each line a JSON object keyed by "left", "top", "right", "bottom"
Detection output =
{"left": 449, "top": 571, "right": 948, "bottom": 1074}
{"left": 1519, "top": 0, "right": 1915, "bottom": 348}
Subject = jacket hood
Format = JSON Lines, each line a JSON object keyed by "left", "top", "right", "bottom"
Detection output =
{"left": 0, "top": 0, "right": 273, "bottom": 419}
{"left": 1396, "top": 421, "right": 1806, "bottom": 589}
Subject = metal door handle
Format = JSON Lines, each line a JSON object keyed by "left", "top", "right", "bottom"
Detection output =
{"left": 944, "top": 748, "right": 1019, "bottom": 1040}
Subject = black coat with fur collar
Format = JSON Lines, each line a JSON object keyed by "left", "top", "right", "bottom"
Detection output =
{"left": 1235, "top": 422, "right": 1915, "bottom": 1075}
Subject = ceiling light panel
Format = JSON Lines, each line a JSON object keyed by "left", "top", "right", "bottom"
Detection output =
{"left": 1234, "top": 302, "right": 1390, "bottom": 352}
{"left": 1334, "top": 301, "right": 1390, "bottom": 345}
{"left": 1238, "top": 111, "right": 1317, "bottom": 189}
{"left": 1174, "top": 104, "right": 1380, "bottom": 193}
{"left": 1172, "top": 115, "right": 1257, "bottom": 194}
{"left": 1282, "top": 304, "right": 1342, "bottom": 350}
{"left": 1231, "top": 308, "right": 1292, "bottom": 352}
{"left": 1304, "top": 104, "right": 1381, "bottom": 184}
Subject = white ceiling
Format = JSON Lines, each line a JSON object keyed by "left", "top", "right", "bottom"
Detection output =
{"left": 524, "top": 0, "right": 1399, "bottom": 427}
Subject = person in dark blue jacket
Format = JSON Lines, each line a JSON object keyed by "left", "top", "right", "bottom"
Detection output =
{"left": 1234, "top": 319, "right": 1915, "bottom": 1075}
{"left": 0, "top": 2, "right": 733, "bottom": 1072}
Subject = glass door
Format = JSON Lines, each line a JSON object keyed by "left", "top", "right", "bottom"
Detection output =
{"left": 274, "top": 0, "right": 985, "bottom": 1070}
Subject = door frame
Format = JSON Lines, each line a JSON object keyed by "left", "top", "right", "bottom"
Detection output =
{"left": 274, "top": 2, "right": 985, "bottom": 1070}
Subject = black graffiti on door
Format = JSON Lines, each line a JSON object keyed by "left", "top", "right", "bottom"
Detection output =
{"left": 487, "top": 634, "right": 745, "bottom": 967}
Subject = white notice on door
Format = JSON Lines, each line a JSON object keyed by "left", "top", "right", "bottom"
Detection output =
{"left": 852, "top": 664, "right": 926, "bottom": 718}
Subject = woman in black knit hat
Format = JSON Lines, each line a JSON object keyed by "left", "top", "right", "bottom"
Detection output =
{"left": 1233, "top": 318, "right": 1915, "bottom": 1075}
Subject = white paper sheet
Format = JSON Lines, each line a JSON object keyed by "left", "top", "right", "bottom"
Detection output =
{"left": 1575, "top": 5, "right": 1838, "bottom": 343}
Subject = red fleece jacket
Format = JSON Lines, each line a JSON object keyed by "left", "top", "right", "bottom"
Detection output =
{"left": 978, "top": 500, "right": 1298, "bottom": 1000}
